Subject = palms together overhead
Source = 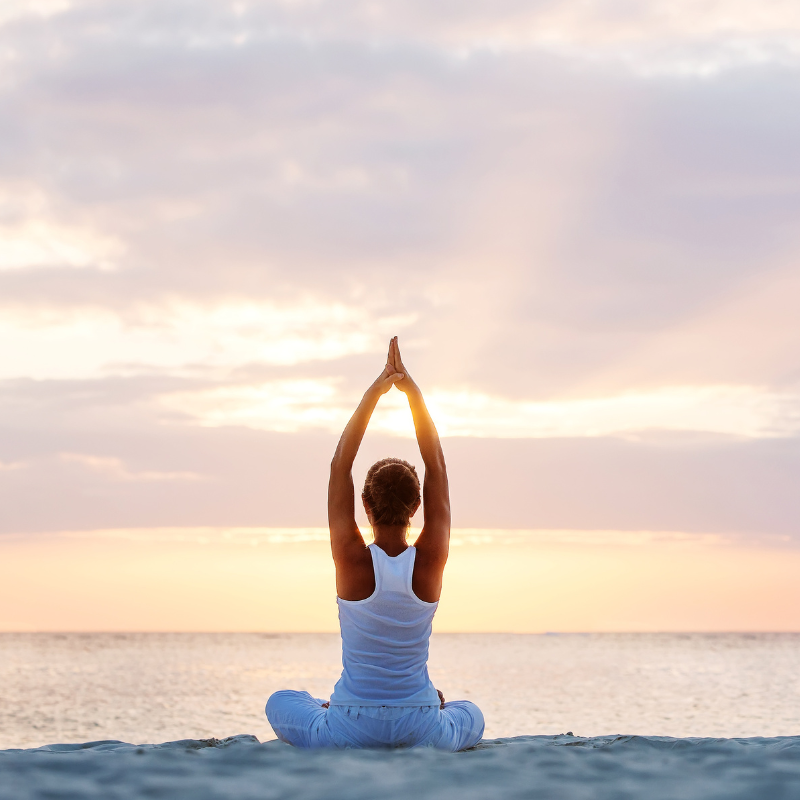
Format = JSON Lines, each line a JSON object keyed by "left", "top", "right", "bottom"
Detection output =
{"left": 378, "top": 336, "right": 413, "bottom": 394}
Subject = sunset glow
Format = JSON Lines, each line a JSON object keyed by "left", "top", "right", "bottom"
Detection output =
{"left": 163, "top": 381, "right": 800, "bottom": 439}
{"left": 2, "top": 528, "right": 799, "bottom": 633}
{"left": 2, "top": 0, "right": 799, "bottom": 634}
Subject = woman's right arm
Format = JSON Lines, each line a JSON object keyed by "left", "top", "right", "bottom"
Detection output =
{"left": 390, "top": 338, "right": 451, "bottom": 593}
{"left": 329, "top": 342, "right": 404, "bottom": 594}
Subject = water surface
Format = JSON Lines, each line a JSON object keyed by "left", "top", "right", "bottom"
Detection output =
{"left": 1, "top": 633, "right": 798, "bottom": 748}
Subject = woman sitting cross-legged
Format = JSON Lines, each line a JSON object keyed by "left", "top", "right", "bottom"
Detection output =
{"left": 266, "top": 336, "right": 484, "bottom": 751}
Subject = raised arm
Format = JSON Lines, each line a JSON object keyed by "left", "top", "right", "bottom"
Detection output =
{"left": 389, "top": 338, "right": 451, "bottom": 577}
{"left": 328, "top": 343, "right": 404, "bottom": 573}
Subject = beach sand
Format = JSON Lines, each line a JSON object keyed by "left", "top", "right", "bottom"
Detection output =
{"left": 2, "top": 734, "right": 798, "bottom": 799}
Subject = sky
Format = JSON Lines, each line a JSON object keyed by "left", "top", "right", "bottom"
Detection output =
{"left": 1, "top": 0, "right": 799, "bottom": 631}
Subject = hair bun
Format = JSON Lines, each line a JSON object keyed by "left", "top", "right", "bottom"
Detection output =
{"left": 362, "top": 458, "right": 421, "bottom": 527}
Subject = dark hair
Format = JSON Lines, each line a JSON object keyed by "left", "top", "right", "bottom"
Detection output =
{"left": 362, "top": 458, "right": 421, "bottom": 527}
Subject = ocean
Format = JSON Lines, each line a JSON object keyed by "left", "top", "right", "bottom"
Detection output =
{"left": 1, "top": 632, "right": 799, "bottom": 750}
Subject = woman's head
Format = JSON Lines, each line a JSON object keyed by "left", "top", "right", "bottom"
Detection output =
{"left": 362, "top": 458, "right": 421, "bottom": 527}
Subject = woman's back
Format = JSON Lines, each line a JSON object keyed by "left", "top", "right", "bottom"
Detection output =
{"left": 330, "top": 544, "right": 439, "bottom": 707}
{"left": 265, "top": 337, "right": 484, "bottom": 751}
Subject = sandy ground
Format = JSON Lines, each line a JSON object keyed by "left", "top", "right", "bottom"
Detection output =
{"left": 2, "top": 734, "right": 799, "bottom": 799}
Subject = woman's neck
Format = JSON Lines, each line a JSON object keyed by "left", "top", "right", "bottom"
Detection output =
{"left": 372, "top": 525, "right": 409, "bottom": 557}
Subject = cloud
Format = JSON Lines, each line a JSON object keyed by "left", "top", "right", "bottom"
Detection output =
{"left": 8, "top": 1, "right": 800, "bottom": 72}
{"left": 0, "top": 220, "right": 121, "bottom": 272}
{"left": 0, "top": 184, "right": 123, "bottom": 275}
{"left": 0, "top": 300, "right": 415, "bottom": 379}
{"left": 1, "top": 1, "right": 799, "bottom": 540}
{"left": 58, "top": 452, "right": 205, "bottom": 481}
{"left": 162, "top": 380, "right": 800, "bottom": 439}
{"left": 0, "top": 0, "right": 69, "bottom": 26}
{"left": 1, "top": 3, "right": 798, "bottom": 398}
{"left": 2, "top": 401, "right": 799, "bottom": 537}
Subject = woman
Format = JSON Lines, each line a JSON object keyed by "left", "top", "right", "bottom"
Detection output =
{"left": 266, "top": 337, "right": 484, "bottom": 751}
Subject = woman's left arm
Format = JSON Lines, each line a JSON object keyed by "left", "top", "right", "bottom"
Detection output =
{"left": 328, "top": 344, "right": 404, "bottom": 567}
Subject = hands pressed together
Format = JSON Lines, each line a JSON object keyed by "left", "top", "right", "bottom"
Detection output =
{"left": 373, "top": 336, "right": 414, "bottom": 396}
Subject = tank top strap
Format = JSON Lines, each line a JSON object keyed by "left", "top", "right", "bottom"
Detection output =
{"left": 368, "top": 543, "right": 416, "bottom": 596}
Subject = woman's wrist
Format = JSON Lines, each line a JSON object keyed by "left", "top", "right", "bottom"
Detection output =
{"left": 403, "top": 379, "right": 423, "bottom": 400}
{"left": 363, "top": 382, "right": 384, "bottom": 403}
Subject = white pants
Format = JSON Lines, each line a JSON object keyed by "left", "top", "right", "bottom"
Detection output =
{"left": 266, "top": 690, "right": 484, "bottom": 752}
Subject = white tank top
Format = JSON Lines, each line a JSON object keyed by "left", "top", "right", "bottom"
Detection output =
{"left": 330, "top": 544, "right": 440, "bottom": 707}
